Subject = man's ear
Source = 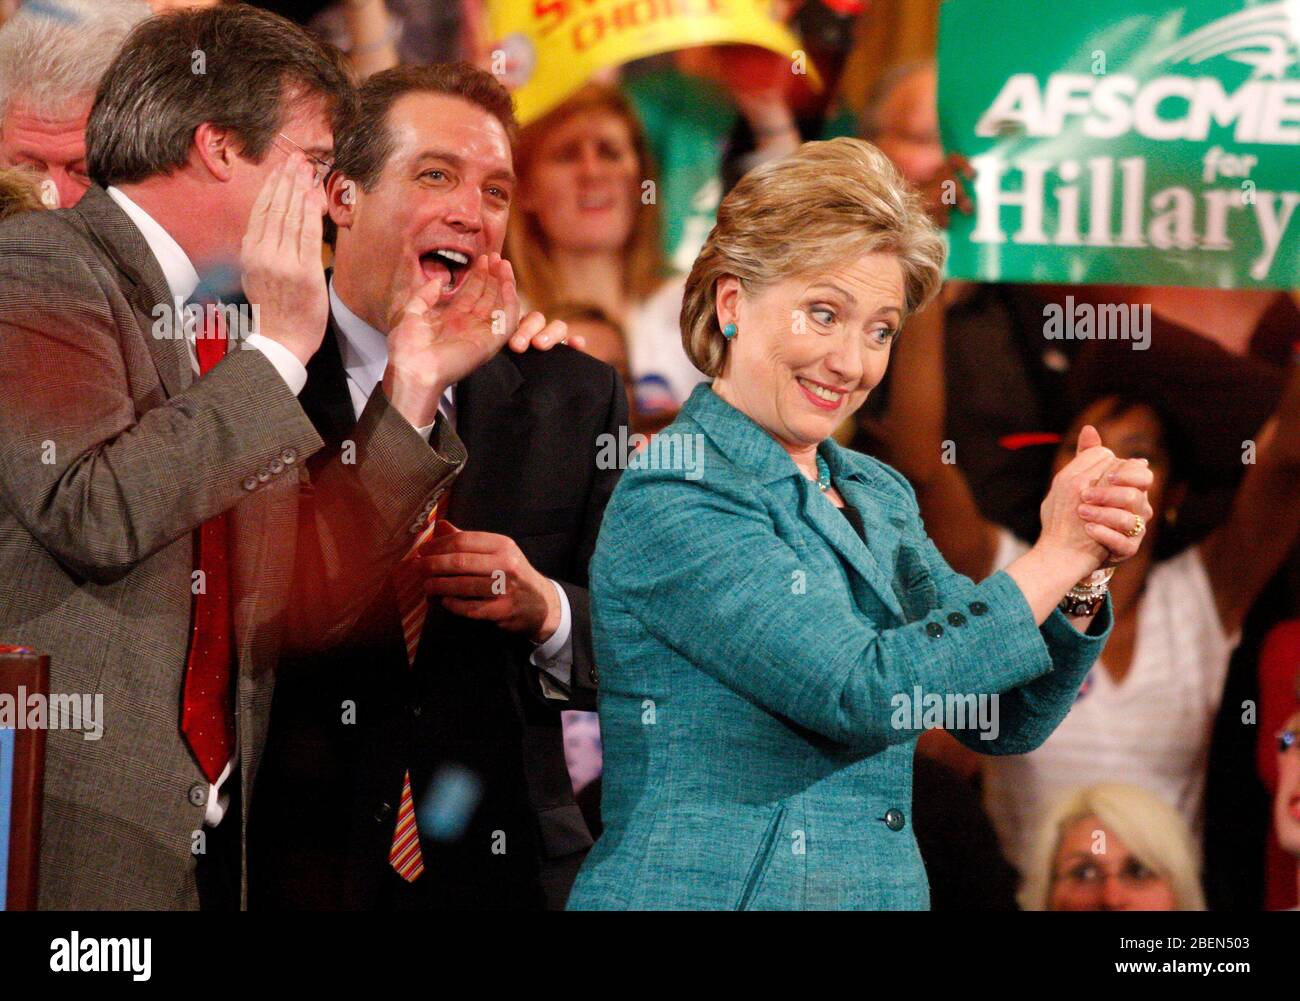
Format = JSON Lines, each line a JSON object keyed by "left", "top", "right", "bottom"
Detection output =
{"left": 714, "top": 275, "right": 742, "bottom": 330}
{"left": 327, "top": 171, "right": 358, "bottom": 230}
{"left": 192, "top": 122, "right": 238, "bottom": 182}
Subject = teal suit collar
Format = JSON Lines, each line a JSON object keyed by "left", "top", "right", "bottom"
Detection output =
{"left": 684, "top": 383, "right": 806, "bottom": 485}
{"left": 684, "top": 384, "right": 906, "bottom": 621}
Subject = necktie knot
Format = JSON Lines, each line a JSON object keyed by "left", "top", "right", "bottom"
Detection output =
{"left": 191, "top": 299, "right": 227, "bottom": 375}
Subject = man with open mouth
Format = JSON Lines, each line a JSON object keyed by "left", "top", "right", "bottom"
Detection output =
{"left": 250, "top": 63, "right": 626, "bottom": 912}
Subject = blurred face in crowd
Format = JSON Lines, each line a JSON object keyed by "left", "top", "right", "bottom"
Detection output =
{"left": 569, "top": 317, "right": 629, "bottom": 379}
{"left": 714, "top": 252, "right": 903, "bottom": 453}
{"left": 1049, "top": 815, "right": 1179, "bottom": 911}
{"left": 1277, "top": 711, "right": 1300, "bottom": 857}
{"left": 1053, "top": 398, "right": 1180, "bottom": 531}
{"left": 329, "top": 92, "right": 514, "bottom": 332}
{"left": 873, "top": 66, "right": 944, "bottom": 189}
{"left": 0, "top": 96, "right": 92, "bottom": 208}
{"left": 569, "top": 316, "right": 635, "bottom": 416}
{"left": 517, "top": 108, "right": 639, "bottom": 255}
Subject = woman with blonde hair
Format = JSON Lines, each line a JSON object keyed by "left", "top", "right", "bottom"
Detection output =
{"left": 505, "top": 83, "right": 704, "bottom": 420}
{"left": 1019, "top": 784, "right": 1206, "bottom": 911}
{"left": 566, "top": 138, "right": 1156, "bottom": 910}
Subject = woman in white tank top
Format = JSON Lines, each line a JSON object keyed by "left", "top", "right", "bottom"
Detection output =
{"left": 870, "top": 297, "right": 1300, "bottom": 876}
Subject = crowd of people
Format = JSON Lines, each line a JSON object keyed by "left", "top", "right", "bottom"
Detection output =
{"left": 0, "top": 0, "right": 1296, "bottom": 912}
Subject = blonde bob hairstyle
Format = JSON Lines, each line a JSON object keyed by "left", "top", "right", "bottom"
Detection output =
{"left": 681, "top": 137, "right": 946, "bottom": 378}
{"left": 1017, "top": 784, "right": 1206, "bottom": 911}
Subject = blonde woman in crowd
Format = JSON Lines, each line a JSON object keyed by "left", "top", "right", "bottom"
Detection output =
{"left": 1019, "top": 784, "right": 1206, "bottom": 911}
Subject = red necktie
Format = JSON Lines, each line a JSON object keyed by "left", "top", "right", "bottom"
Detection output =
{"left": 180, "top": 305, "right": 236, "bottom": 784}
{"left": 388, "top": 502, "right": 441, "bottom": 882}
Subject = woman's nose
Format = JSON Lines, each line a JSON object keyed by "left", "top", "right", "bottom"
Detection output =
{"left": 824, "top": 335, "right": 865, "bottom": 383}
{"left": 1101, "top": 875, "right": 1132, "bottom": 911}
{"left": 577, "top": 147, "right": 605, "bottom": 179}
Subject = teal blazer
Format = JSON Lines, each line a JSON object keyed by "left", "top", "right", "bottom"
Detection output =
{"left": 567, "top": 384, "right": 1111, "bottom": 910}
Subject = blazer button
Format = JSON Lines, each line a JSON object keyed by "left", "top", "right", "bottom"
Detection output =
{"left": 256, "top": 466, "right": 272, "bottom": 483}
{"left": 968, "top": 601, "right": 989, "bottom": 616}
{"left": 924, "top": 621, "right": 944, "bottom": 638}
{"left": 242, "top": 475, "right": 258, "bottom": 491}
{"left": 883, "top": 808, "right": 905, "bottom": 832}
{"left": 188, "top": 783, "right": 207, "bottom": 807}
{"left": 281, "top": 448, "right": 297, "bottom": 465}
{"left": 374, "top": 801, "right": 393, "bottom": 823}
{"left": 269, "top": 457, "right": 284, "bottom": 474}
{"left": 947, "top": 611, "right": 967, "bottom": 627}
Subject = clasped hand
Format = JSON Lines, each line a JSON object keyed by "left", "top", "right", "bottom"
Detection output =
{"left": 414, "top": 520, "right": 561, "bottom": 643}
{"left": 1039, "top": 424, "right": 1155, "bottom": 579}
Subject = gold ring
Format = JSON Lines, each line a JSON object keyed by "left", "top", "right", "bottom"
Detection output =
{"left": 1126, "top": 515, "right": 1145, "bottom": 538}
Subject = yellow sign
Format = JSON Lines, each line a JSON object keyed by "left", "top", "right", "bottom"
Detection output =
{"left": 488, "top": 0, "right": 816, "bottom": 124}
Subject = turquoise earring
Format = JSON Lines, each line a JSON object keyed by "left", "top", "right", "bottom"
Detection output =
{"left": 722, "top": 322, "right": 738, "bottom": 339}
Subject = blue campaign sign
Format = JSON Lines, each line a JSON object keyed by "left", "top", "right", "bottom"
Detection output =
{"left": 0, "top": 725, "right": 14, "bottom": 910}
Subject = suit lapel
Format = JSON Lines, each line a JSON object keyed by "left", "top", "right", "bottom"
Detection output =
{"left": 683, "top": 386, "right": 908, "bottom": 623}
{"left": 799, "top": 476, "right": 905, "bottom": 622}
{"left": 443, "top": 353, "right": 524, "bottom": 527}
{"left": 73, "top": 186, "right": 192, "bottom": 397}
{"left": 301, "top": 314, "right": 361, "bottom": 454}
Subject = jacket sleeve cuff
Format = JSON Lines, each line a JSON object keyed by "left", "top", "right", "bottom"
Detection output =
{"left": 244, "top": 333, "right": 308, "bottom": 396}
{"left": 966, "top": 568, "right": 1057, "bottom": 690}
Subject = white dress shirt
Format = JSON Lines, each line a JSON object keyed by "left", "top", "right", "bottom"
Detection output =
{"left": 328, "top": 280, "right": 575, "bottom": 694}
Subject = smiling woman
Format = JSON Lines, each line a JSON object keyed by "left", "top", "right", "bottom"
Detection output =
{"left": 681, "top": 139, "right": 944, "bottom": 385}
{"left": 567, "top": 137, "right": 1159, "bottom": 911}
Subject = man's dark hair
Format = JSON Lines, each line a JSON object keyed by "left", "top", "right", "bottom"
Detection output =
{"left": 332, "top": 62, "right": 518, "bottom": 193}
{"left": 86, "top": 5, "right": 354, "bottom": 187}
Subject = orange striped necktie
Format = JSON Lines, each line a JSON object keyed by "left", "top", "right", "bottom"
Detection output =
{"left": 387, "top": 500, "right": 441, "bottom": 882}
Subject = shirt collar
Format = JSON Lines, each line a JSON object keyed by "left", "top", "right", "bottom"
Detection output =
{"left": 328, "top": 276, "right": 390, "bottom": 402}
{"left": 104, "top": 186, "right": 200, "bottom": 304}
{"left": 327, "top": 278, "right": 459, "bottom": 423}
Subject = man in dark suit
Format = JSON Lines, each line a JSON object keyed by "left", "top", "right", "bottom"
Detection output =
{"left": 250, "top": 64, "right": 623, "bottom": 910}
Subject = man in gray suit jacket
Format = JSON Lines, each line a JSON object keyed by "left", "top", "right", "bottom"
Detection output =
{"left": 0, "top": 6, "right": 546, "bottom": 910}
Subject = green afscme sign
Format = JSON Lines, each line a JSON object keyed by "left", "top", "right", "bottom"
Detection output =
{"left": 938, "top": 0, "right": 1300, "bottom": 289}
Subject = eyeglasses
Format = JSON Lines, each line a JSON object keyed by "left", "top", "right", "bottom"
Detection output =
{"left": 273, "top": 132, "right": 334, "bottom": 185}
{"left": 1052, "top": 857, "right": 1163, "bottom": 890}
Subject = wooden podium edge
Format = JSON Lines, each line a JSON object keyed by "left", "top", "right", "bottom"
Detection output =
{"left": 2, "top": 651, "right": 48, "bottom": 911}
